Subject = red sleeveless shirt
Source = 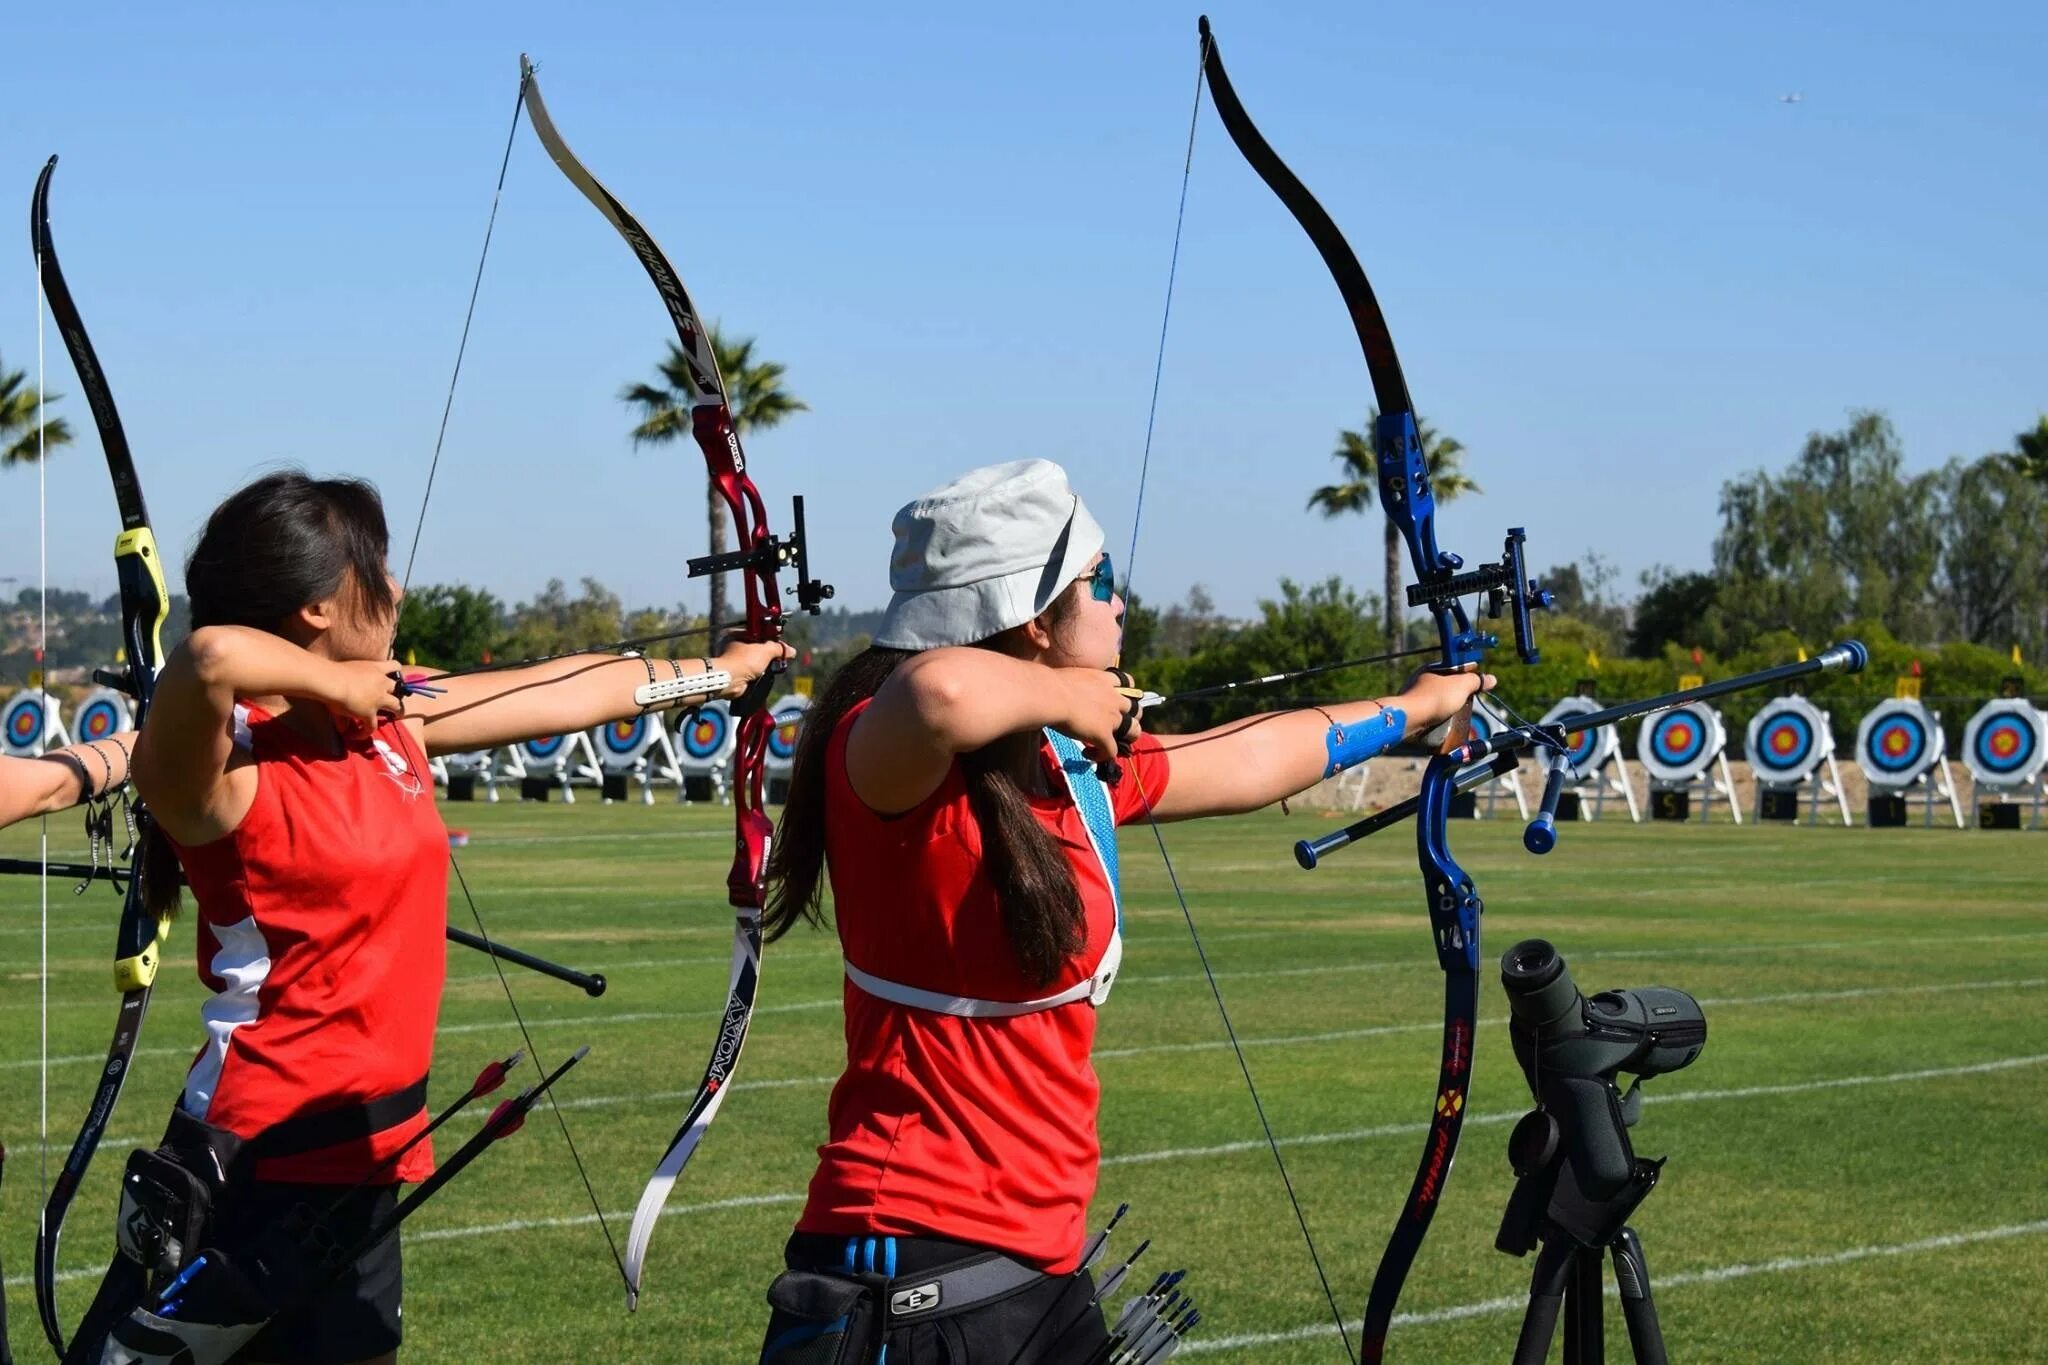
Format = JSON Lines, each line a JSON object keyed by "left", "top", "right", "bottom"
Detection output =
{"left": 170, "top": 704, "right": 448, "bottom": 1183}
{"left": 795, "top": 700, "right": 1171, "bottom": 1271}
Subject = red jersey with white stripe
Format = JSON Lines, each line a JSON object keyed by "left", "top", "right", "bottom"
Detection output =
{"left": 795, "top": 700, "right": 1171, "bottom": 1272}
{"left": 170, "top": 704, "right": 448, "bottom": 1183}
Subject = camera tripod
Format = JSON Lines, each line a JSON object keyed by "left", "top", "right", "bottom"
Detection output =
{"left": 1496, "top": 938, "right": 1702, "bottom": 1364}
{"left": 1503, "top": 1148, "right": 1668, "bottom": 1365}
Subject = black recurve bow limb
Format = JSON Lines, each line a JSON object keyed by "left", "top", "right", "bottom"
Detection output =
{"left": 29, "top": 155, "right": 176, "bottom": 1358}
{"left": 1189, "top": 20, "right": 1550, "bottom": 1361}
{"left": 408, "top": 57, "right": 830, "bottom": 1312}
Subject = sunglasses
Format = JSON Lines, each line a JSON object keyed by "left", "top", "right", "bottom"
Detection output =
{"left": 1083, "top": 554, "right": 1116, "bottom": 603}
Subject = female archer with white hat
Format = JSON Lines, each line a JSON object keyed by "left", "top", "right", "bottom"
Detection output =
{"left": 757, "top": 459, "right": 1488, "bottom": 1363}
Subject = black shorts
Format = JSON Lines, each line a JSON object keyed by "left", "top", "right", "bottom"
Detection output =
{"left": 213, "top": 1180, "right": 403, "bottom": 1364}
{"left": 763, "top": 1232, "right": 1108, "bottom": 1365}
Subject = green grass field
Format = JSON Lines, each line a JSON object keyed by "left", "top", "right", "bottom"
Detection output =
{"left": 3, "top": 798, "right": 2044, "bottom": 1362}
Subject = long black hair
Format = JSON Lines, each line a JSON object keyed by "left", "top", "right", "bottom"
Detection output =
{"left": 763, "top": 589, "right": 1092, "bottom": 987}
{"left": 141, "top": 470, "right": 395, "bottom": 919}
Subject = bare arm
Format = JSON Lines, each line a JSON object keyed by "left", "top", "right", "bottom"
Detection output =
{"left": 1148, "top": 671, "right": 1493, "bottom": 822}
{"left": 0, "top": 735, "right": 135, "bottom": 828}
{"left": 406, "top": 642, "right": 787, "bottom": 757}
{"left": 133, "top": 626, "right": 383, "bottom": 845}
{"left": 845, "top": 648, "right": 1133, "bottom": 815}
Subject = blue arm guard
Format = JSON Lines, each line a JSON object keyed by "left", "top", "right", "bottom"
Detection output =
{"left": 1323, "top": 706, "right": 1406, "bottom": 778}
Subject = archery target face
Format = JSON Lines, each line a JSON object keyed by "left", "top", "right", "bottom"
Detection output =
{"left": 72, "top": 689, "right": 132, "bottom": 743}
{"left": 1538, "top": 696, "right": 1615, "bottom": 771}
{"left": 679, "top": 701, "right": 736, "bottom": 771}
{"left": 1638, "top": 703, "right": 1724, "bottom": 784}
{"left": 1962, "top": 699, "right": 2047, "bottom": 787}
{"left": 1855, "top": 700, "right": 1942, "bottom": 788}
{"left": 3, "top": 691, "right": 52, "bottom": 756}
{"left": 521, "top": 733, "right": 569, "bottom": 774}
{"left": 599, "top": 716, "right": 656, "bottom": 769}
{"left": 765, "top": 696, "right": 810, "bottom": 772}
{"left": 1746, "top": 697, "right": 1829, "bottom": 786}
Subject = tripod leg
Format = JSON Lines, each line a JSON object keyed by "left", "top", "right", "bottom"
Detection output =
{"left": 1610, "top": 1227, "right": 1669, "bottom": 1365}
{"left": 1562, "top": 1246, "right": 1605, "bottom": 1363}
{"left": 1513, "top": 1238, "right": 1576, "bottom": 1365}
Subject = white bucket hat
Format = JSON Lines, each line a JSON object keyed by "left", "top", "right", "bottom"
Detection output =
{"left": 874, "top": 459, "right": 1106, "bottom": 650}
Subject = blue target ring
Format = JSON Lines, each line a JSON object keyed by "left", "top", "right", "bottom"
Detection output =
{"left": 1564, "top": 727, "right": 1601, "bottom": 768}
{"left": 1647, "top": 711, "right": 1708, "bottom": 768}
{"left": 76, "top": 696, "right": 125, "bottom": 742}
{"left": 603, "top": 717, "right": 648, "bottom": 756}
{"left": 1865, "top": 712, "right": 1930, "bottom": 776}
{"left": 6, "top": 696, "right": 49, "bottom": 749}
{"left": 1467, "top": 710, "right": 1495, "bottom": 746}
{"left": 1754, "top": 710, "right": 1816, "bottom": 776}
{"left": 524, "top": 734, "right": 566, "bottom": 760}
{"left": 1972, "top": 714, "right": 2038, "bottom": 777}
{"left": 682, "top": 707, "right": 731, "bottom": 761}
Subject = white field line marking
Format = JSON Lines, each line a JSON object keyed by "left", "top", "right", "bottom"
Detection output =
{"left": 1179, "top": 1218, "right": 2048, "bottom": 1354}
{"left": 15, "top": 920, "right": 2048, "bottom": 1018}
{"left": 52, "top": 973, "right": 2048, "bottom": 1163}
{"left": 16, "top": 1059, "right": 2044, "bottom": 1292}
{"left": 1097, "top": 1053, "right": 2048, "bottom": 1168}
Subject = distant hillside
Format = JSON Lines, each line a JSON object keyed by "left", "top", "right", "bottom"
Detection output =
{"left": 0, "top": 588, "right": 192, "bottom": 688}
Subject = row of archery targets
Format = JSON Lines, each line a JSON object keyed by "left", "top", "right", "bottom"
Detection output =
{"left": 0, "top": 686, "right": 813, "bottom": 808}
{"left": 7, "top": 682, "right": 2044, "bottom": 829}
{"left": 1320, "top": 689, "right": 2046, "bottom": 833}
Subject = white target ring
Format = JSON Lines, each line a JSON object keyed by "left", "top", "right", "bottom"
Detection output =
{"left": 1746, "top": 697, "right": 1832, "bottom": 788}
{"left": 1960, "top": 698, "right": 2047, "bottom": 790}
{"left": 2, "top": 690, "right": 60, "bottom": 757}
{"left": 677, "top": 700, "right": 737, "bottom": 775}
{"left": 1637, "top": 702, "right": 1727, "bottom": 784}
{"left": 1855, "top": 699, "right": 1944, "bottom": 790}
{"left": 597, "top": 715, "right": 659, "bottom": 771}
{"left": 70, "top": 688, "right": 134, "bottom": 745}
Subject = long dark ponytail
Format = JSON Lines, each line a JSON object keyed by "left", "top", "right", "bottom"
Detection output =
{"left": 764, "top": 596, "right": 1090, "bottom": 987}
{"left": 140, "top": 470, "right": 395, "bottom": 919}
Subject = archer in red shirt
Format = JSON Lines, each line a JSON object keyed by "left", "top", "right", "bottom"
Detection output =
{"left": 130, "top": 470, "right": 789, "bottom": 1365}
{"left": 758, "top": 460, "right": 1486, "bottom": 1364}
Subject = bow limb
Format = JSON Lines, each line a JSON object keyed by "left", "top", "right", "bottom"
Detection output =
{"left": 517, "top": 56, "right": 829, "bottom": 1311}
{"left": 1193, "top": 19, "right": 1548, "bottom": 1359}
{"left": 29, "top": 156, "right": 175, "bottom": 1357}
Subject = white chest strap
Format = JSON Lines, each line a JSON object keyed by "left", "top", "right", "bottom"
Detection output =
{"left": 843, "top": 728, "right": 1124, "bottom": 1017}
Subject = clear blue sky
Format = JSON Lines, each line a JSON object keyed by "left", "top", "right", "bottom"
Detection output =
{"left": 6, "top": 1, "right": 2042, "bottom": 620}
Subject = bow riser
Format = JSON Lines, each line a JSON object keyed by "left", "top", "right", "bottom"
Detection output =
{"left": 518, "top": 55, "right": 830, "bottom": 1307}
{"left": 1194, "top": 20, "right": 1554, "bottom": 1360}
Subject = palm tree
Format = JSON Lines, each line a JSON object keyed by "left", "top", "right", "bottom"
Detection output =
{"left": 1307, "top": 412, "right": 1480, "bottom": 651}
{"left": 0, "top": 356, "right": 74, "bottom": 468}
{"left": 621, "top": 326, "right": 807, "bottom": 637}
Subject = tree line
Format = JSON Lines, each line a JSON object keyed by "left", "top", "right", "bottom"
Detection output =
{"left": 6, "top": 342, "right": 2043, "bottom": 745}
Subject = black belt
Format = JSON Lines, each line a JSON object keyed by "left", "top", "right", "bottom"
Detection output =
{"left": 785, "top": 1233, "right": 1051, "bottom": 1323}
{"left": 245, "top": 1075, "right": 429, "bottom": 1161}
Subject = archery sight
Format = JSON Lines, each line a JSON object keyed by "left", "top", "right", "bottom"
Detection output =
{"left": 685, "top": 492, "right": 835, "bottom": 616}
